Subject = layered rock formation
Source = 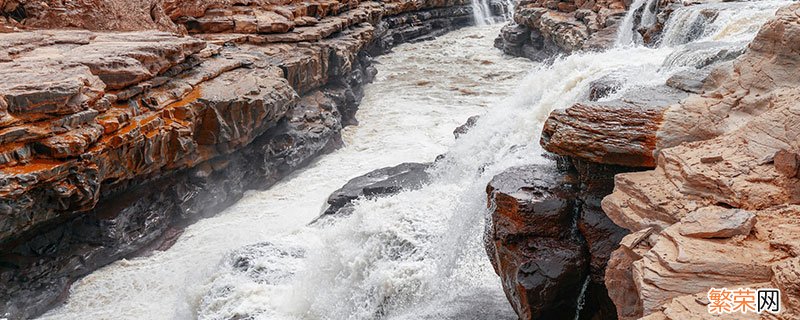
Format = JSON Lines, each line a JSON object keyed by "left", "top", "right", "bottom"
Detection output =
{"left": 0, "top": 0, "right": 479, "bottom": 318}
{"left": 537, "top": 3, "right": 800, "bottom": 319}
{"left": 603, "top": 5, "right": 800, "bottom": 318}
{"left": 494, "top": 0, "right": 628, "bottom": 60}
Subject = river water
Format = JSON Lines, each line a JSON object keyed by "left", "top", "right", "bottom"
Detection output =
{"left": 42, "top": 1, "right": 790, "bottom": 319}
{"left": 42, "top": 25, "right": 533, "bottom": 320}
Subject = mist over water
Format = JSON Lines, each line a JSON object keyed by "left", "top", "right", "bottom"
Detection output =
{"left": 41, "top": 1, "right": 790, "bottom": 319}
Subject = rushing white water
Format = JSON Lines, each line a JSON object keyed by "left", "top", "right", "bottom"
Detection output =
{"left": 615, "top": 0, "right": 660, "bottom": 46}
{"left": 42, "top": 25, "right": 533, "bottom": 320}
{"left": 42, "top": 1, "right": 790, "bottom": 320}
{"left": 659, "top": 0, "right": 790, "bottom": 47}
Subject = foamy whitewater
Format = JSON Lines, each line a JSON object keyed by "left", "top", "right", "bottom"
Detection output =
{"left": 42, "top": 1, "right": 791, "bottom": 319}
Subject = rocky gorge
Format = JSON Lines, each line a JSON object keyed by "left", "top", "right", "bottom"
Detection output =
{"left": 0, "top": 0, "right": 501, "bottom": 318}
{"left": 1, "top": 0, "right": 800, "bottom": 319}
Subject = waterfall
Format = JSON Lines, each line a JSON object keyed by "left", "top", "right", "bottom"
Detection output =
{"left": 472, "top": 0, "right": 513, "bottom": 26}
{"left": 41, "top": 2, "right": 791, "bottom": 320}
{"left": 659, "top": 0, "right": 789, "bottom": 47}
{"left": 573, "top": 276, "right": 591, "bottom": 320}
{"left": 472, "top": 0, "right": 494, "bottom": 26}
{"left": 614, "top": 0, "right": 659, "bottom": 46}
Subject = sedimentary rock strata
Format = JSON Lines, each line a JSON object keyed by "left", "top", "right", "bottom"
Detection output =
{"left": 539, "top": 3, "right": 800, "bottom": 319}
{"left": 0, "top": 0, "right": 479, "bottom": 318}
{"left": 495, "top": 0, "right": 629, "bottom": 60}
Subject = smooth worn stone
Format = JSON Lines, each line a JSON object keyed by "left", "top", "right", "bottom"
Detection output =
{"left": 322, "top": 162, "right": 432, "bottom": 217}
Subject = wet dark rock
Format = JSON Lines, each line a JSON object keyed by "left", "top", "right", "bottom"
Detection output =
{"left": 572, "top": 160, "right": 630, "bottom": 320}
{"left": 323, "top": 162, "right": 432, "bottom": 216}
{"left": 367, "top": 6, "right": 474, "bottom": 56}
{"left": 494, "top": 24, "right": 563, "bottom": 62}
{"left": 485, "top": 162, "right": 589, "bottom": 319}
{"left": 486, "top": 157, "right": 635, "bottom": 320}
{"left": 453, "top": 115, "right": 480, "bottom": 138}
{"left": 588, "top": 79, "right": 620, "bottom": 101}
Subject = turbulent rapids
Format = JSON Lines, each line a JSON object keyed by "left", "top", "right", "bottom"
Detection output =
{"left": 40, "top": 1, "right": 791, "bottom": 319}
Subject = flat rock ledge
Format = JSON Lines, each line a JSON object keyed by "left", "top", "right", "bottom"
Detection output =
{"left": 0, "top": 0, "right": 480, "bottom": 318}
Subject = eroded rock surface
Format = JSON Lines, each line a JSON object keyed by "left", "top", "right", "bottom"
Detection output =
{"left": 0, "top": 0, "right": 479, "bottom": 318}
{"left": 494, "top": 0, "right": 628, "bottom": 60}
{"left": 538, "top": 4, "right": 800, "bottom": 319}
{"left": 485, "top": 162, "right": 586, "bottom": 319}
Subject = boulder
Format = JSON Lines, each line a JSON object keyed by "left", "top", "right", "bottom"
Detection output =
{"left": 322, "top": 162, "right": 432, "bottom": 216}
{"left": 485, "top": 163, "right": 588, "bottom": 319}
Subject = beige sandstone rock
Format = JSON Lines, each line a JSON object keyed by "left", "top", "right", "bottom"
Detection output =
{"left": 600, "top": 4, "right": 800, "bottom": 319}
{"left": 678, "top": 207, "right": 756, "bottom": 239}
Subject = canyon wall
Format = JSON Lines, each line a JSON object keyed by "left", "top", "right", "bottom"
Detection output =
{"left": 0, "top": 1, "right": 480, "bottom": 318}
{"left": 601, "top": 5, "right": 800, "bottom": 318}
{"left": 494, "top": 0, "right": 628, "bottom": 60}
{"left": 487, "top": 1, "right": 800, "bottom": 319}
{"left": 497, "top": 2, "right": 800, "bottom": 320}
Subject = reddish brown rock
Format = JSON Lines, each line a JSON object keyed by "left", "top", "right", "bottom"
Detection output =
{"left": 775, "top": 149, "right": 800, "bottom": 178}
{"left": 542, "top": 101, "right": 664, "bottom": 168}
{"left": 486, "top": 163, "right": 588, "bottom": 320}
{"left": 486, "top": 160, "right": 631, "bottom": 320}
{"left": 496, "top": 0, "right": 629, "bottom": 60}
{"left": 0, "top": 0, "right": 477, "bottom": 318}
{"left": 6, "top": 0, "right": 182, "bottom": 32}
